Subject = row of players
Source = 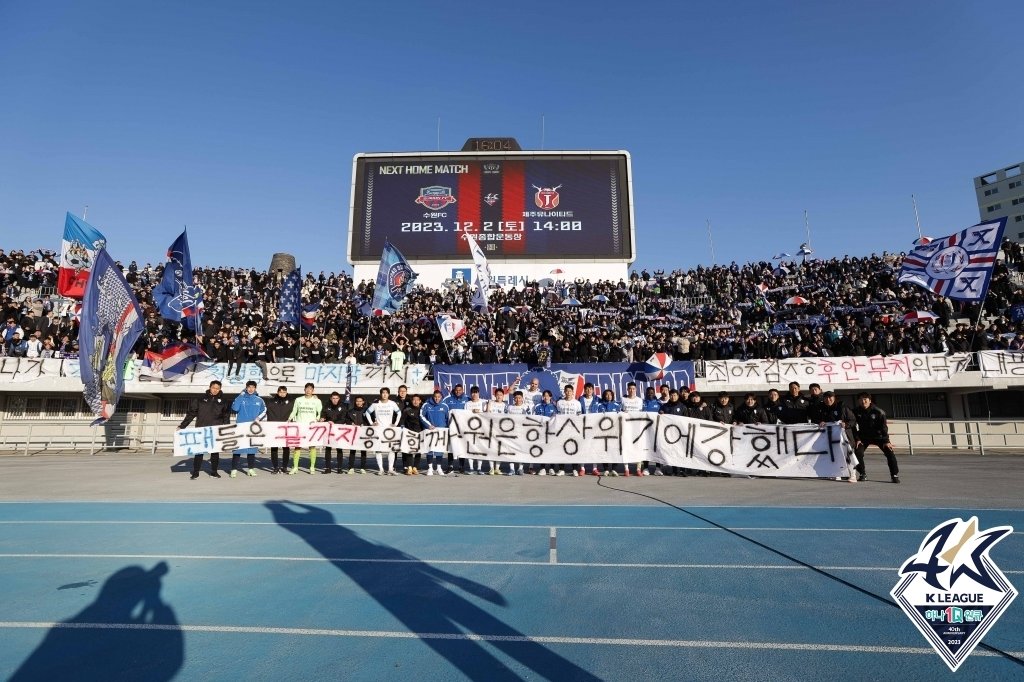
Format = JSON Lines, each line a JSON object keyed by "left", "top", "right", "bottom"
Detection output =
{"left": 179, "top": 378, "right": 899, "bottom": 482}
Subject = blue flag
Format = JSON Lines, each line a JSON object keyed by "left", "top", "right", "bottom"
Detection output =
{"left": 278, "top": 268, "right": 301, "bottom": 325}
{"left": 78, "top": 249, "right": 144, "bottom": 425}
{"left": 371, "top": 242, "right": 416, "bottom": 314}
{"left": 152, "top": 230, "right": 204, "bottom": 332}
{"left": 898, "top": 218, "right": 1007, "bottom": 302}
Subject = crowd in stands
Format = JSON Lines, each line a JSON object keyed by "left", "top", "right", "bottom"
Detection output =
{"left": 4, "top": 243, "right": 1024, "bottom": 364}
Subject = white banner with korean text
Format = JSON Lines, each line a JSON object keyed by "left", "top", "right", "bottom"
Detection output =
{"left": 0, "top": 358, "right": 432, "bottom": 393}
{"left": 978, "top": 351, "right": 1024, "bottom": 380}
{"left": 173, "top": 413, "right": 854, "bottom": 479}
{"left": 702, "top": 353, "right": 971, "bottom": 387}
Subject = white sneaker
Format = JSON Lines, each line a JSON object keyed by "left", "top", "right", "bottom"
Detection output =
{"left": 538, "top": 469, "right": 547, "bottom": 476}
{"left": 437, "top": 468, "right": 446, "bottom": 477}
{"left": 572, "top": 470, "right": 579, "bottom": 477}
{"left": 557, "top": 470, "right": 565, "bottom": 477}
{"left": 247, "top": 469, "right": 258, "bottom": 477}
{"left": 602, "top": 470, "right": 610, "bottom": 477}
{"left": 654, "top": 469, "right": 664, "bottom": 476}
{"left": 547, "top": 468, "right": 555, "bottom": 476}
{"left": 426, "top": 467, "right": 434, "bottom": 476}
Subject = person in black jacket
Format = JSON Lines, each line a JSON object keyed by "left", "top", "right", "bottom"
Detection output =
{"left": 178, "top": 380, "right": 231, "bottom": 479}
{"left": 658, "top": 390, "right": 687, "bottom": 476}
{"left": 852, "top": 393, "right": 900, "bottom": 483}
{"left": 763, "top": 388, "right": 784, "bottom": 424}
{"left": 345, "top": 396, "right": 369, "bottom": 474}
{"left": 225, "top": 337, "right": 242, "bottom": 378}
{"left": 815, "top": 391, "right": 859, "bottom": 482}
{"left": 321, "top": 392, "right": 349, "bottom": 474}
{"left": 710, "top": 392, "right": 734, "bottom": 424}
{"left": 401, "top": 394, "right": 425, "bottom": 475}
{"left": 734, "top": 394, "right": 768, "bottom": 424}
{"left": 687, "top": 392, "right": 718, "bottom": 476}
{"left": 781, "top": 382, "right": 810, "bottom": 424}
{"left": 686, "top": 391, "right": 713, "bottom": 421}
{"left": 265, "top": 386, "right": 294, "bottom": 473}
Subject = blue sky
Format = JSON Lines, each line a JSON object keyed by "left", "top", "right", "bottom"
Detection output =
{"left": 1, "top": 1, "right": 1021, "bottom": 275}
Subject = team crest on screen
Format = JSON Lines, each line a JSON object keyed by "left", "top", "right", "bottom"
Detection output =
{"left": 891, "top": 517, "right": 1017, "bottom": 672}
{"left": 415, "top": 186, "right": 457, "bottom": 210}
{"left": 484, "top": 193, "right": 499, "bottom": 206}
{"left": 482, "top": 163, "right": 501, "bottom": 174}
{"left": 533, "top": 184, "right": 562, "bottom": 210}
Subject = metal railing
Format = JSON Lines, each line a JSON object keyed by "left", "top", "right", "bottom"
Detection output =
{"left": 888, "top": 420, "right": 1024, "bottom": 456}
{"left": 0, "top": 421, "right": 175, "bottom": 456}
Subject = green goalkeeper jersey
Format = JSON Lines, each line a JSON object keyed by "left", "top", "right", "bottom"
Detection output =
{"left": 289, "top": 395, "right": 323, "bottom": 424}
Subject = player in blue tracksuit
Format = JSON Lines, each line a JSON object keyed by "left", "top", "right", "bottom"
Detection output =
{"left": 599, "top": 389, "right": 622, "bottom": 476}
{"left": 230, "top": 380, "right": 267, "bottom": 477}
{"left": 420, "top": 390, "right": 451, "bottom": 476}
{"left": 534, "top": 390, "right": 557, "bottom": 418}
{"left": 531, "top": 390, "right": 557, "bottom": 475}
{"left": 578, "top": 383, "right": 603, "bottom": 476}
{"left": 642, "top": 387, "right": 665, "bottom": 475}
{"left": 441, "top": 384, "right": 469, "bottom": 473}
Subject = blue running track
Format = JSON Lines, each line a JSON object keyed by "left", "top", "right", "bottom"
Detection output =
{"left": 0, "top": 502, "right": 1021, "bottom": 681}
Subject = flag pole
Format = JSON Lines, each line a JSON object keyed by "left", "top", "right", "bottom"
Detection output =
{"left": 83, "top": 205, "right": 89, "bottom": 220}
{"left": 911, "top": 194, "right": 923, "bottom": 240}
{"left": 441, "top": 336, "right": 454, "bottom": 364}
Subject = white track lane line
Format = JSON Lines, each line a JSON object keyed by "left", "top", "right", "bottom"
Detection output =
{"left": 0, "top": 501, "right": 1022, "bottom": 511}
{"left": 0, "top": 621, "right": 1019, "bottom": 658}
{"left": 4, "top": 520, "right": 1020, "bottom": 534}
{"left": 0, "top": 553, "right": 1019, "bottom": 573}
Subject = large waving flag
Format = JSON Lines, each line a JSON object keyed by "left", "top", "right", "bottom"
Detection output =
{"left": 899, "top": 218, "right": 1007, "bottom": 302}
{"left": 436, "top": 314, "right": 467, "bottom": 341}
{"left": 278, "top": 268, "right": 302, "bottom": 325}
{"left": 58, "top": 213, "right": 107, "bottom": 299}
{"left": 140, "top": 341, "right": 208, "bottom": 380}
{"left": 152, "top": 229, "right": 204, "bottom": 332}
{"left": 465, "top": 233, "right": 492, "bottom": 314}
{"left": 371, "top": 242, "right": 417, "bottom": 314}
{"left": 78, "top": 249, "right": 144, "bottom": 424}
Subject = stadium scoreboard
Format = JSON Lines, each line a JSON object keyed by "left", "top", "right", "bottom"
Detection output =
{"left": 347, "top": 151, "right": 634, "bottom": 263}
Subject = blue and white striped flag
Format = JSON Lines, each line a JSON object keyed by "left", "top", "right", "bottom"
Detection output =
{"left": 898, "top": 218, "right": 1007, "bottom": 302}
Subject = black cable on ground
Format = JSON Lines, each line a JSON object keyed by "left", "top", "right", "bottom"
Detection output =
{"left": 595, "top": 476, "right": 1024, "bottom": 668}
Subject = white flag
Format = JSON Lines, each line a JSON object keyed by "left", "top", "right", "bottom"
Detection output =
{"left": 465, "top": 233, "right": 492, "bottom": 314}
{"left": 436, "top": 314, "right": 466, "bottom": 341}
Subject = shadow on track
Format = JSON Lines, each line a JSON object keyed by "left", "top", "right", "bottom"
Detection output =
{"left": 266, "top": 500, "right": 600, "bottom": 682}
{"left": 10, "top": 561, "right": 183, "bottom": 681}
